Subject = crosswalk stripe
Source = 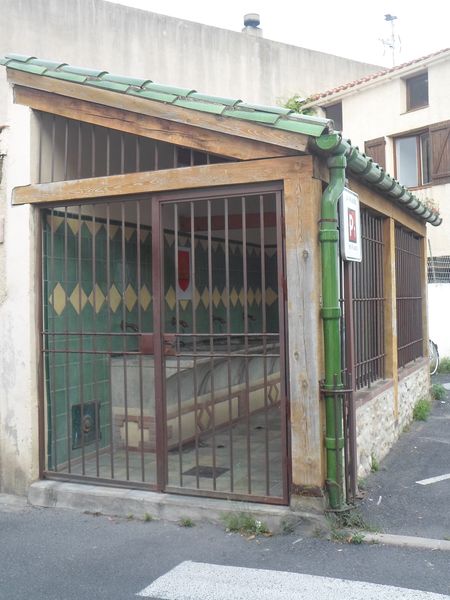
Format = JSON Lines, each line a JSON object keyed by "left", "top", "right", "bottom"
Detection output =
{"left": 137, "top": 560, "right": 449, "bottom": 599}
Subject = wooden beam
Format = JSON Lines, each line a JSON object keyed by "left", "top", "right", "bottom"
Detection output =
{"left": 383, "top": 217, "right": 398, "bottom": 416}
{"left": 14, "top": 86, "right": 296, "bottom": 161}
{"left": 13, "top": 155, "right": 314, "bottom": 205}
{"left": 9, "top": 70, "right": 310, "bottom": 154}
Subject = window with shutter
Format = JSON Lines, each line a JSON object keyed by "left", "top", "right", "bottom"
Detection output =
{"left": 430, "top": 121, "right": 450, "bottom": 181}
{"left": 365, "top": 137, "right": 386, "bottom": 170}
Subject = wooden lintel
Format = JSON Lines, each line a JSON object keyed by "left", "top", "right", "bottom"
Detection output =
{"left": 9, "top": 70, "right": 309, "bottom": 155}
{"left": 14, "top": 86, "right": 296, "bottom": 161}
{"left": 13, "top": 155, "right": 314, "bottom": 206}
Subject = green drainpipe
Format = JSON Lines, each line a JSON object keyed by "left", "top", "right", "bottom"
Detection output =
{"left": 316, "top": 135, "right": 347, "bottom": 510}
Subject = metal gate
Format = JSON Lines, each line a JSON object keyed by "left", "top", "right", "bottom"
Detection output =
{"left": 41, "top": 183, "right": 288, "bottom": 504}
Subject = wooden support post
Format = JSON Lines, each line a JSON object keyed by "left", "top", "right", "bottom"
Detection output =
{"left": 383, "top": 217, "right": 398, "bottom": 417}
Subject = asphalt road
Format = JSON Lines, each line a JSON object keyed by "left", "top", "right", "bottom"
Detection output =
{"left": 0, "top": 502, "right": 449, "bottom": 599}
{"left": 360, "top": 374, "right": 450, "bottom": 539}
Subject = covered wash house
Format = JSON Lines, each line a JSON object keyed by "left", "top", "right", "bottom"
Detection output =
{"left": 0, "top": 54, "right": 441, "bottom": 512}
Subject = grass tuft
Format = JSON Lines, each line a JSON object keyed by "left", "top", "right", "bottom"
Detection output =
{"left": 143, "top": 513, "right": 153, "bottom": 522}
{"left": 431, "top": 383, "right": 446, "bottom": 401}
{"left": 179, "top": 517, "right": 195, "bottom": 528}
{"left": 222, "top": 512, "right": 270, "bottom": 536}
{"left": 437, "top": 357, "right": 450, "bottom": 374}
{"left": 413, "top": 397, "right": 431, "bottom": 421}
{"left": 370, "top": 453, "right": 379, "bottom": 473}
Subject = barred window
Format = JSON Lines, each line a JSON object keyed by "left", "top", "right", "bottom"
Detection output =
{"left": 428, "top": 255, "right": 450, "bottom": 283}
{"left": 395, "top": 226, "right": 424, "bottom": 367}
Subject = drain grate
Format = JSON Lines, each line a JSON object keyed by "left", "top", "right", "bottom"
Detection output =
{"left": 183, "top": 466, "right": 229, "bottom": 479}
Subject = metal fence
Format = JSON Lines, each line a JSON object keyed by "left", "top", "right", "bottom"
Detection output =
{"left": 395, "top": 225, "right": 423, "bottom": 368}
{"left": 428, "top": 255, "right": 450, "bottom": 283}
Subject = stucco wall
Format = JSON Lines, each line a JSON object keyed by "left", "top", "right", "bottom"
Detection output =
{"left": 356, "top": 363, "right": 430, "bottom": 477}
{"left": 428, "top": 284, "right": 450, "bottom": 357}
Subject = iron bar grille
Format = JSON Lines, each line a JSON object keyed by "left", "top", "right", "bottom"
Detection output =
{"left": 348, "top": 209, "right": 385, "bottom": 390}
{"left": 395, "top": 225, "right": 424, "bottom": 368}
{"left": 428, "top": 255, "right": 450, "bottom": 283}
{"left": 35, "top": 111, "right": 231, "bottom": 184}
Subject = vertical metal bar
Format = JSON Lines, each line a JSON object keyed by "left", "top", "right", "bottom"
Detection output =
{"left": 173, "top": 146, "right": 178, "bottom": 168}
{"left": 106, "top": 131, "right": 111, "bottom": 177}
{"left": 49, "top": 207, "right": 57, "bottom": 470}
{"left": 174, "top": 203, "right": 183, "bottom": 487}
{"left": 190, "top": 149, "right": 194, "bottom": 166}
{"left": 207, "top": 199, "right": 217, "bottom": 491}
{"left": 241, "top": 195, "right": 251, "bottom": 494}
{"left": 190, "top": 201, "right": 200, "bottom": 489}
{"left": 152, "top": 197, "right": 167, "bottom": 491}
{"left": 120, "top": 134, "right": 125, "bottom": 174}
{"left": 136, "top": 200, "right": 145, "bottom": 482}
{"left": 77, "top": 205, "right": 86, "bottom": 475}
{"left": 50, "top": 115, "right": 56, "bottom": 182}
{"left": 275, "top": 190, "right": 289, "bottom": 503}
{"left": 259, "top": 195, "right": 270, "bottom": 496}
{"left": 37, "top": 212, "right": 46, "bottom": 478}
{"left": 224, "top": 197, "right": 234, "bottom": 492}
{"left": 77, "top": 122, "right": 82, "bottom": 180}
{"left": 120, "top": 201, "right": 130, "bottom": 480}
{"left": 136, "top": 137, "right": 141, "bottom": 172}
{"left": 154, "top": 142, "right": 159, "bottom": 171}
{"left": 91, "top": 125, "right": 96, "bottom": 178}
{"left": 37, "top": 112, "right": 43, "bottom": 183}
{"left": 64, "top": 208, "right": 71, "bottom": 473}
{"left": 343, "top": 263, "right": 357, "bottom": 498}
{"left": 106, "top": 204, "right": 114, "bottom": 479}
{"left": 91, "top": 205, "right": 100, "bottom": 477}
{"left": 63, "top": 119, "right": 69, "bottom": 181}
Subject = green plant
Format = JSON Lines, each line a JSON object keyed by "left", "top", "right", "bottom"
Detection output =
{"left": 222, "top": 512, "right": 270, "bottom": 536}
{"left": 370, "top": 454, "right": 379, "bottom": 473}
{"left": 283, "top": 95, "right": 317, "bottom": 116}
{"left": 438, "top": 357, "right": 450, "bottom": 373}
{"left": 431, "top": 383, "right": 446, "bottom": 401}
{"left": 179, "top": 517, "right": 195, "bottom": 528}
{"left": 350, "top": 532, "right": 365, "bottom": 544}
{"left": 127, "top": 514, "right": 134, "bottom": 520}
{"left": 143, "top": 513, "right": 153, "bottom": 522}
{"left": 413, "top": 397, "right": 431, "bottom": 421}
{"left": 357, "top": 477, "right": 367, "bottom": 491}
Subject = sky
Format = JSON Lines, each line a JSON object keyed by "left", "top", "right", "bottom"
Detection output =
{"left": 106, "top": 0, "right": 450, "bottom": 68}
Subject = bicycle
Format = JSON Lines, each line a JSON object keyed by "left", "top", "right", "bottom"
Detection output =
{"left": 429, "top": 339, "right": 440, "bottom": 376}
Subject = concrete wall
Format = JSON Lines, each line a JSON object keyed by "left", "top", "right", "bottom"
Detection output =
{"left": 428, "top": 284, "right": 450, "bottom": 357}
{"left": 315, "top": 56, "right": 450, "bottom": 257}
{"left": 356, "top": 363, "right": 430, "bottom": 477}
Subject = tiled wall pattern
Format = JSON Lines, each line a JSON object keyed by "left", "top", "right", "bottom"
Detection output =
{"left": 43, "top": 210, "right": 279, "bottom": 468}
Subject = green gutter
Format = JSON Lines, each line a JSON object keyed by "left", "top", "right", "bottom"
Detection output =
{"left": 316, "top": 137, "right": 347, "bottom": 509}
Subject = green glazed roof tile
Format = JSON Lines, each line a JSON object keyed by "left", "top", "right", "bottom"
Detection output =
{"left": 276, "top": 119, "right": 327, "bottom": 136}
{"left": 143, "top": 82, "right": 196, "bottom": 96}
{"left": 45, "top": 70, "right": 87, "bottom": 83}
{"left": 86, "top": 79, "right": 130, "bottom": 93}
{"left": 5, "top": 53, "right": 35, "bottom": 63}
{"left": 223, "top": 108, "right": 280, "bottom": 125}
{"left": 237, "top": 102, "right": 292, "bottom": 116}
{"left": 60, "top": 65, "right": 108, "bottom": 78}
{"left": 101, "top": 73, "right": 151, "bottom": 87}
{"left": 188, "top": 92, "right": 241, "bottom": 107}
{"left": 173, "top": 98, "right": 227, "bottom": 115}
{"left": 5, "top": 60, "right": 47, "bottom": 75}
{"left": 29, "top": 58, "right": 66, "bottom": 70}
{"left": 127, "top": 88, "right": 178, "bottom": 103}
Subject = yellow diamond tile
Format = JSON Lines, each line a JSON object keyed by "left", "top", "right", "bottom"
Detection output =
{"left": 221, "top": 289, "right": 228, "bottom": 308}
{"left": 238, "top": 288, "right": 245, "bottom": 306}
{"left": 247, "top": 288, "right": 255, "bottom": 306}
{"left": 194, "top": 288, "right": 201, "bottom": 309}
{"left": 49, "top": 282, "right": 66, "bottom": 316}
{"left": 140, "top": 229, "right": 150, "bottom": 243}
{"left": 88, "top": 284, "right": 105, "bottom": 313}
{"left": 69, "top": 284, "right": 88, "bottom": 314}
{"left": 212, "top": 287, "right": 221, "bottom": 308}
{"left": 108, "top": 284, "right": 121, "bottom": 313}
{"left": 266, "top": 287, "right": 278, "bottom": 306}
{"left": 201, "top": 287, "right": 210, "bottom": 308}
{"left": 67, "top": 218, "right": 81, "bottom": 236}
{"left": 124, "top": 284, "right": 137, "bottom": 312}
{"left": 165, "top": 286, "right": 176, "bottom": 311}
{"left": 139, "top": 285, "right": 152, "bottom": 310}
{"left": 179, "top": 300, "right": 189, "bottom": 311}
{"left": 48, "top": 215, "right": 64, "bottom": 233}
{"left": 124, "top": 226, "right": 135, "bottom": 242}
{"left": 254, "top": 288, "right": 262, "bottom": 306}
{"left": 229, "top": 288, "right": 239, "bottom": 307}
{"left": 85, "top": 221, "right": 102, "bottom": 237}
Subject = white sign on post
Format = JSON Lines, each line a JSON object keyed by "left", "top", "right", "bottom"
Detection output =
{"left": 339, "top": 188, "right": 362, "bottom": 262}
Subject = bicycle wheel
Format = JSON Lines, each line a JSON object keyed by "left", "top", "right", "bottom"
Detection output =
{"left": 429, "top": 339, "right": 439, "bottom": 376}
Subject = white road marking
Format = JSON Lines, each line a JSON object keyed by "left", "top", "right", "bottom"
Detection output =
{"left": 137, "top": 560, "right": 449, "bottom": 599}
{"left": 442, "top": 383, "right": 450, "bottom": 391}
{"left": 416, "top": 473, "right": 450, "bottom": 485}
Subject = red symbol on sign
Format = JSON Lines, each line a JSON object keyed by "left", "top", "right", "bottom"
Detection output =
{"left": 348, "top": 208, "right": 357, "bottom": 243}
{"left": 178, "top": 249, "right": 190, "bottom": 291}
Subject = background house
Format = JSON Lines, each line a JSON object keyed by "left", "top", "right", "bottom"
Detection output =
{"left": 308, "top": 48, "right": 450, "bottom": 355}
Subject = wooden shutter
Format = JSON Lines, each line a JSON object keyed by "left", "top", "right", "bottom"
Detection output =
{"left": 430, "top": 121, "right": 450, "bottom": 181}
{"left": 364, "top": 137, "right": 386, "bottom": 170}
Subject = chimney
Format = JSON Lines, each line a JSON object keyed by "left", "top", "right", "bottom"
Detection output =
{"left": 242, "top": 13, "right": 262, "bottom": 37}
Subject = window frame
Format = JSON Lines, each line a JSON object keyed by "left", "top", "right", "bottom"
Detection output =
{"left": 406, "top": 71, "right": 429, "bottom": 112}
{"left": 324, "top": 102, "right": 343, "bottom": 132}
{"left": 393, "top": 130, "right": 431, "bottom": 189}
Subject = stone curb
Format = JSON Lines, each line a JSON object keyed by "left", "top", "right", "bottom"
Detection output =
{"left": 27, "top": 481, "right": 327, "bottom": 533}
{"left": 362, "top": 532, "right": 450, "bottom": 551}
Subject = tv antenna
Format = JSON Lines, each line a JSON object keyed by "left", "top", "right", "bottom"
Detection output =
{"left": 380, "top": 14, "right": 401, "bottom": 66}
